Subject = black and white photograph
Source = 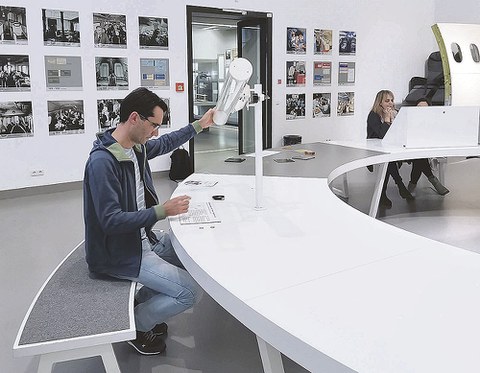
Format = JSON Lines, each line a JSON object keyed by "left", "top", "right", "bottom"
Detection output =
{"left": 95, "top": 57, "right": 129, "bottom": 90}
{"left": 93, "top": 13, "right": 127, "bottom": 48}
{"left": 314, "top": 29, "right": 332, "bottom": 55}
{"left": 287, "top": 27, "right": 306, "bottom": 54}
{"left": 140, "top": 58, "right": 169, "bottom": 88}
{"left": 339, "top": 30, "right": 356, "bottom": 55}
{"left": 0, "top": 54, "right": 30, "bottom": 91}
{"left": 48, "top": 100, "right": 84, "bottom": 135}
{"left": 42, "top": 9, "right": 80, "bottom": 46}
{"left": 0, "top": 101, "right": 33, "bottom": 138}
{"left": 44, "top": 56, "right": 82, "bottom": 90}
{"left": 138, "top": 17, "right": 168, "bottom": 49}
{"left": 313, "top": 61, "right": 332, "bottom": 86}
{"left": 337, "top": 92, "right": 355, "bottom": 116}
{"left": 158, "top": 97, "right": 170, "bottom": 128}
{"left": 286, "top": 93, "right": 306, "bottom": 120}
{"left": 338, "top": 61, "right": 356, "bottom": 85}
{"left": 313, "top": 93, "right": 331, "bottom": 118}
{"left": 97, "top": 99, "right": 122, "bottom": 132}
{"left": 0, "top": 6, "right": 28, "bottom": 44}
{"left": 286, "top": 60, "right": 306, "bottom": 87}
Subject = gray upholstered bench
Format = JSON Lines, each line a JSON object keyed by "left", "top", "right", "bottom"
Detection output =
{"left": 13, "top": 241, "right": 136, "bottom": 373}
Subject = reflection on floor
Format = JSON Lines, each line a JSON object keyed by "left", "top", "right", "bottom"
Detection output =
{"left": 332, "top": 156, "right": 480, "bottom": 254}
{"left": 194, "top": 125, "right": 240, "bottom": 171}
{"left": 3, "top": 154, "right": 479, "bottom": 373}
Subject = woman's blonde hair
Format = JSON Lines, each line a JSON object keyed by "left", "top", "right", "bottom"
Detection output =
{"left": 371, "top": 90, "right": 394, "bottom": 118}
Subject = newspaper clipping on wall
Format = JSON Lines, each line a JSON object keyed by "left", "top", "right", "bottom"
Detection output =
{"left": 314, "top": 29, "right": 332, "bottom": 55}
{"left": 286, "top": 93, "right": 306, "bottom": 120}
{"left": 287, "top": 27, "right": 306, "bottom": 54}
{"left": 337, "top": 92, "right": 355, "bottom": 116}
{"left": 313, "top": 93, "right": 331, "bottom": 118}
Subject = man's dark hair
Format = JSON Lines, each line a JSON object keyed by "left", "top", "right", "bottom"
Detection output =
{"left": 119, "top": 87, "right": 168, "bottom": 122}
{"left": 414, "top": 97, "right": 432, "bottom": 106}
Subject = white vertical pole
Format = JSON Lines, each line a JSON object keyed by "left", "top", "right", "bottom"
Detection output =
{"left": 253, "top": 84, "right": 264, "bottom": 210}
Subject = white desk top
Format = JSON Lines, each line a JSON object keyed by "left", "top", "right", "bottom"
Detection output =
{"left": 169, "top": 143, "right": 480, "bottom": 373}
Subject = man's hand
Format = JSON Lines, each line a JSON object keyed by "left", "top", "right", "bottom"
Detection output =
{"left": 163, "top": 195, "right": 191, "bottom": 216}
{"left": 196, "top": 108, "right": 215, "bottom": 129}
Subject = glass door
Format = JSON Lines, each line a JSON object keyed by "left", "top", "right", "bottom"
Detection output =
{"left": 237, "top": 18, "right": 271, "bottom": 154}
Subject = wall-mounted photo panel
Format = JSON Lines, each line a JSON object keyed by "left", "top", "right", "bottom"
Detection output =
{"left": 138, "top": 17, "right": 168, "bottom": 50}
{"left": 42, "top": 9, "right": 80, "bottom": 46}
{"left": 313, "top": 61, "right": 331, "bottom": 86}
{"left": 158, "top": 97, "right": 170, "bottom": 128}
{"left": 286, "top": 60, "right": 306, "bottom": 87}
{"left": 0, "top": 6, "right": 28, "bottom": 45}
{"left": 48, "top": 100, "right": 84, "bottom": 135}
{"left": 313, "top": 93, "right": 331, "bottom": 118}
{"left": 0, "top": 101, "right": 33, "bottom": 138}
{"left": 93, "top": 13, "right": 127, "bottom": 48}
{"left": 337, "top": 92, "right": 355, "bottom": 116}
{"left": 287, "top": 27, "right": 306, "bottom": 54}
{"left": 97, "top": 98, "right": 122, "bottom": 132}
{"left": 286, "top": 93, "right": 306, "bottom": 120}
{"left": 314, "top": 29, "right": 332, "bottom": 55}
{"left": 95, "top": 57, "right": 129, "bottom": 90}
{"left": 339, "top": 30, "right": 356, "bottom": 55}
{"left": 338, "top": 61, "right": 355, "bottom": 85}
{"left": 44, "top": 56, "right": 82, "bottom": 91}
{"left": 0, "top": 54, "right": 30, "bottom": 91}
{"left": 140, "top": 58, "right": 169, "bottom": 88}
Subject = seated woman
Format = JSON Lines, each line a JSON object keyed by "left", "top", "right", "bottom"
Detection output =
{"left": 407, "top": 98, "right": 449, "bottom": 195}
{"left": 367, "top": 90, "right": 414, "bottom": 208}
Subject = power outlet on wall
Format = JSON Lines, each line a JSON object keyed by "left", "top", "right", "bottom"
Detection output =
{"left": 31, "top": 169, "right": 45, "bottom": 177}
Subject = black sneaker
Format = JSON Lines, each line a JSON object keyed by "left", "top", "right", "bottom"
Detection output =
{"left": 152, "top": 322, "right": 168, "bottom": 336}
{"left": 128, "top": 330, "right": 166, "bottom": 355}
{"left": 133, "top": 300, "right": 168, "bottom": 336}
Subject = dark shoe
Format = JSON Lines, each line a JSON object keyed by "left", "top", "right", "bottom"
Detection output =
{"left": 134, "top": 299, "right": 168, "bottom": 336}
{"left": 128, "top": 330, "right": 166, "bottom": 355}
{"left": 380, "top": 195, "right": 392, "bottom": 208}
{"left": 407, "top": 182, "right": 416, "bottom": 193}
{"left": 428, "top": 176, "right": 449, "bottom": 195}
{"left": 398, "top": 183, "right": 414, "bottom": 200}
{"left": 152, "top": 322, "right": 168, "bottom": 336}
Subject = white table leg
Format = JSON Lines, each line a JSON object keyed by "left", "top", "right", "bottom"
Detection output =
{"left": 369, "top": 162, "right": 388, "bottom": 218}
{"left": 37, "top": 343, "right": 120, "bottom": 373}
{"left": 331, "top": 173, "right": 349, "bottom": 199}
{"left": 256, "top": 335, "right": 285, "bottom": 373}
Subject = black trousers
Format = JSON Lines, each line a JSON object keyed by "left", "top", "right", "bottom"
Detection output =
{"left": 410, "top": 158, "right": 433, "bottom": 184}
{"left": 382, "top": 162, "right": 403, "bottom": 195}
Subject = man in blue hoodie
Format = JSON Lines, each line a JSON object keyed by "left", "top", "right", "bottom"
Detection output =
{"left": 83, "top": 87, "right": 214, "bottom": 355}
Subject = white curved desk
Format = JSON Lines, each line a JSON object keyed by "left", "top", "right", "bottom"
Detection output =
{"left": 169, "top": 141, "right": 480, "bottom": 373}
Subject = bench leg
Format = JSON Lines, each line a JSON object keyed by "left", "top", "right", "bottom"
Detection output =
{"left": 256, "top": 336, "right": 285, "bottom": 373}
{"left": 37, "top": 343, "right": 120, "bottom": 373}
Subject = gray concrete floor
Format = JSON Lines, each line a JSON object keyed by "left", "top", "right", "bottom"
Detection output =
{"left": 3, "top": 127, "right": 480, "bottom": 372}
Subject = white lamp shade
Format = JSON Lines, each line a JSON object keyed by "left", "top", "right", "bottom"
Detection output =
{"left": 213, "top": 58, "right": 253, "bottom": 125}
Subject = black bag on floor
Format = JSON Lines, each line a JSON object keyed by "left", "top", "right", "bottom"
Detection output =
{"left": 169, "top": 147, "right": 193, "bottom": 181}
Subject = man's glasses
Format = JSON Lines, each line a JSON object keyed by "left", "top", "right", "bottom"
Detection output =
{"left": 139, "top": 114, "right": 161, "bottom": 130}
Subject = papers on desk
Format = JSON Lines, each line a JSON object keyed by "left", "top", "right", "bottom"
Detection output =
{"left": 245, "top": 150, "right": 280, "bottom": 157}
{"left": 183, "top": 180, "right": 218, "bottom": 187}
{"left": 179, "top": 202, "right": 221, "bottom": 225}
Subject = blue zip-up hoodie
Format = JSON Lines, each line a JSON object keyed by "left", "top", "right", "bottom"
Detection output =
{"left": 83, "top": 122, "right": 202, "bottom": 277}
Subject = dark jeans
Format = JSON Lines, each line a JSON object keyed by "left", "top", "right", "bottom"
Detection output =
{"left": 382, "top": 162, "right": 403, "bottom": 195}
{"left": 410, "top": 158, "right": 433, "bottom": 184}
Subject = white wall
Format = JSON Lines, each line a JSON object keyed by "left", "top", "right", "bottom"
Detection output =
{"left": 0, "top": 0, "right": 457, "bottom": 191}
{"left": 434, "top": 0, "right": 480, "bottom": 24}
